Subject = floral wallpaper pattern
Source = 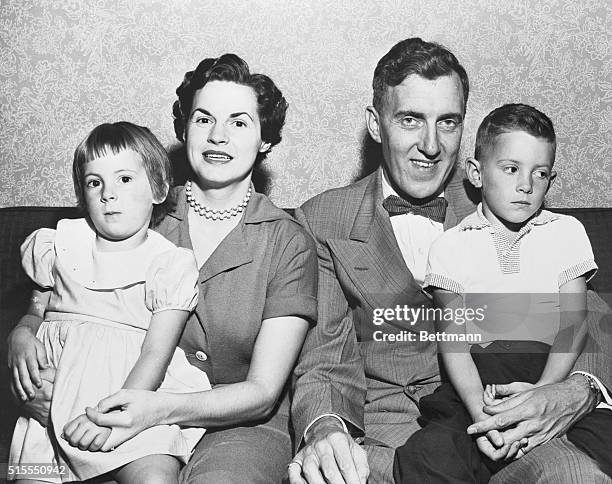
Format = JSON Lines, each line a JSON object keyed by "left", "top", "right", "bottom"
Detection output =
{"left": 1, "top": 0, "right": 610, "bottom": 208}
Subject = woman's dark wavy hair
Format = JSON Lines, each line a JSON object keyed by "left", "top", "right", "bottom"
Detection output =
{"left": 372, "top": 37, "right": 469, "bottom": 112}
{"left": 172, "top": 53, "right": 288, "bottom": 159}
{"left": 72, "top": 122, "right": 172, "bottom": 227}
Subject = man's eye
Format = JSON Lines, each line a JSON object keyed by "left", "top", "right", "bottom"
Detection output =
{"left": 400, "top": 117, "right": 420, "bottom": 128}
{"left": 120, "top": 176, "right": 132, "bottom": 183}
{"left": 438, "top": 119, "right": 458, "bottom": 131}
{"left": 86, "top": 179, "right": 100, "bottom": 188}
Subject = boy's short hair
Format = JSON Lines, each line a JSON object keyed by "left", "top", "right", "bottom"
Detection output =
{"left": 475, "top": 103, "right": 556, "bottom": 160}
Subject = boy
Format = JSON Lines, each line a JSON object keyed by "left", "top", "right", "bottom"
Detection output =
{"left": 394, "top": 103, "right": 611, "bottom": 482}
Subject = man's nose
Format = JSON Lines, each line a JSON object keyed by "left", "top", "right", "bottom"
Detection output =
{"left": 418, "top": 124, "right": 441, "bottom": 158}
{"left": 207, "top": 122, "right": 228, "bottom": 144}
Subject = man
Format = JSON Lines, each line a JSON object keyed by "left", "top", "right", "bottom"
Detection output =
{"left": 289, "top": 38, "right": 611, "bottom": 484}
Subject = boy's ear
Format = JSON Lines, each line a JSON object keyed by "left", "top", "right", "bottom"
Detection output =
{"left": 465, "top": 157, "right": 483, "bottom": 188}
{"left": 546, "top": 170, "right": 557, "bottom": 192}
{"left": 153, "top": 182, "right": 170, "bottom": 205}
{"left": 365, "top": 106, "right": 382, "bottom": 144}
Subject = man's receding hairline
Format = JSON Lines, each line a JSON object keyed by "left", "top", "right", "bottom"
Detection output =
{"left": 378, "top": 71, "right": 466, "bottom": 113}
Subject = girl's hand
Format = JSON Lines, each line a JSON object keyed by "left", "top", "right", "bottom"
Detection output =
{"left": 62, "top": 414, "right": 111, "bottom": 452}
{"left": 85, "top": 389, "right": 166, "bottom": 451}
{"left": 8, "top": 325, "right": 49, "bottom": 400}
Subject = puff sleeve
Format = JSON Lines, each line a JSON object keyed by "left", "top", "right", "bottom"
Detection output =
{"left": 20, "top": 228, "right": 57, "bottom": 288}
{"left": 145, "top": 247, "right": 199, "bottom": 313}
{"left": 262, "top": 223, "right": 318, "bottom": 324}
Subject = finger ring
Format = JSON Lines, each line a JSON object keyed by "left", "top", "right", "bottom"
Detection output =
{"left": 287, "top": 461, "right": 302, "bottom": 470}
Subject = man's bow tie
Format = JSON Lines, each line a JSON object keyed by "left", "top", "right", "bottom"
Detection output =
{"left": 382, "top": 195, "right": 447, "bottom": 223}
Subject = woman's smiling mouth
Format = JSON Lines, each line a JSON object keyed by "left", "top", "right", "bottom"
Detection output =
{"left": 203, "top": 150, "right": 233, "bottom": 163}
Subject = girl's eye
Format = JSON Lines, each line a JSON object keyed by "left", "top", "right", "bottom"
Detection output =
{"left": 86, "top": 179, "right": 100, "bottom": 188}
{"left": 120, "top": 176, "right": 132, "bottom": 183}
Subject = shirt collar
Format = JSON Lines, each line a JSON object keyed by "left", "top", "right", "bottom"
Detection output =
{"left": 458, "top": 202, "right": 559, "bottom": 231}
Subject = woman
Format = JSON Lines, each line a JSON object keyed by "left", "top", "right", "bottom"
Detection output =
{"left": 8, "top": 54, "right": 318, "bottom": 483}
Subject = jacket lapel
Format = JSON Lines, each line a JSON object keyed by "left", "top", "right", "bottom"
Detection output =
{"left": 328, "top": 170, "right": 421, "bottom": 310}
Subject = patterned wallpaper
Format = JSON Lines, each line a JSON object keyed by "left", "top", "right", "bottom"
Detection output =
{"left": 1, "top": 0, "right": 610, "bottom": 208}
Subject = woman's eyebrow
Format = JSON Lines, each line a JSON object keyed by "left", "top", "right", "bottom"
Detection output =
{"left": 229, "top": 112, "right": 254, "bottom": 121}
{"left": 191, "top": 108, "right": 214, "bottom": 117}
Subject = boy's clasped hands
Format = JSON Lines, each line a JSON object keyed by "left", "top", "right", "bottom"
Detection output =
{"left": 472, "top": 382, "right": 537, "bottom": 461}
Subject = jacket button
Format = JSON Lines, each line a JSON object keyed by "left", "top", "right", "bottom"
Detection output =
{"left": 195, "top": 350, "right": 208, "bottom": 361}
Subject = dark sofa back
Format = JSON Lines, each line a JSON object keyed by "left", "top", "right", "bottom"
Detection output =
{"left": 2, "top": 206, "right": 611, "bottom": 313}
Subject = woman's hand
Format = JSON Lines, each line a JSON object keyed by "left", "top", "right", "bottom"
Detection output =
{"left": 85, "top": 389, "right": 167, "bottom": 451}
{"left": 8, "top": 325, "right": 48, "bottom": 401}
{"left": 62, "top": 414, "right": 111, "bottom": 452}
{"left": 11, "top": 366, "right": 55, "bottom": 427}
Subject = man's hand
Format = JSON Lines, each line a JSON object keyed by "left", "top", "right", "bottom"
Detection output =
{"left": 62, "top": 414, "right": 111, "bottom": 452}
{"left": 10, "top": 367, "right": 55, "bottom": 427}
{"left": 467, "top": 375, "right": 594, "bottom": 453}
{"left": 8, "top": 325, "right": 48, "bottom": 400}
{"left": 288, "top": 417, "right": 368, "bottom": 484}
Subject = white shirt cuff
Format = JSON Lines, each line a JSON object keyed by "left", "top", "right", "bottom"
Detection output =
{"left": 572, "top": 371, "right": 612, "bottom": 410}
{"left": 303, "top": 413, "right": 349, "bottom": 442}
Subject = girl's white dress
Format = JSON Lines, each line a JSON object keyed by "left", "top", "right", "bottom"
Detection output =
{"left": 8, "top": 218, "right": 211, "bottom": 482}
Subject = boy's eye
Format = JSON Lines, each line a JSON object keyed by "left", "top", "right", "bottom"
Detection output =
{"left": 534, "top": 170, "right": 549, "bottom": 180}
{"left": 120, "top": 176, "right": 132, "bottom": 183}
{"left": 233, "top": 119, "right": 247, "bottom": 128}
{"left": 503, "top": 166, "right": 518, "bottom": 174}
{"left": 86, "top": 179, "right": 101, "bottom": 188}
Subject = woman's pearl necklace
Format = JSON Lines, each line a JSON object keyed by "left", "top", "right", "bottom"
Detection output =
{"left": 185, "top": 180, "right": 252, "bottom": 221}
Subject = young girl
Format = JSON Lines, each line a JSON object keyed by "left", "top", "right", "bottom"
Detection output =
{"left": 8, "top": 122, "right": 210, "bottom": 483}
